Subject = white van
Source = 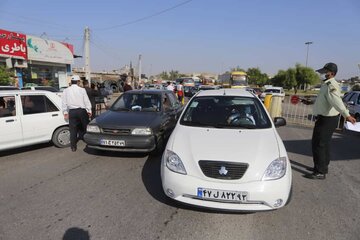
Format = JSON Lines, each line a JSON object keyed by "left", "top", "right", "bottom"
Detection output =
{"left": 260, "top": 87, "right": 285, "bottom": 101}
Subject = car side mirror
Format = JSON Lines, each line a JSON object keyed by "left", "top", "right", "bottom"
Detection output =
{"left": 274, "top": 117, "right": 286, "bottom": 127}
{"left": 347, "top": 101, "right": 355, "bottom": 105}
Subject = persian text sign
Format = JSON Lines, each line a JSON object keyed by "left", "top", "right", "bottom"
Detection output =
{"left": 27, "top": 36, "right": 74, "bottom": 64}
{"left": 0, "top": 29, "right": 27, "bottom": 59}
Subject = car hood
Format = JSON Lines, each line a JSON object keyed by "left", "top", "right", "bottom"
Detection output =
{"left": 167, "top": 125, "right": 282, "bottom": 180}
{"left": 94, "top": 110, "right": 159, "bottom": 128}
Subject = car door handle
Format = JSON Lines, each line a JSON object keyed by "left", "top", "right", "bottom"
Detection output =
{"left": 6, "top": 119, "right": 14, "bottom": 122}
{"left": 52, "top": 114, "right": 58, "bottom": 117}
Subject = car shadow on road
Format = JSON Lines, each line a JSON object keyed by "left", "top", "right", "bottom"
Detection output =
{"left": 83, "top": 146, "right": 148, "bottom": 159}
{"left": 141, "top": 153, "right": 255, "bottom": 215}
{"left": 0, "top": 142, "right": 53, "bottom": 157}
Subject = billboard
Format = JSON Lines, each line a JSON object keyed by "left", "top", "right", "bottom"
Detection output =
{"left": 0, "top": 29, "right": 27, "bottom": 59}
{"left": 27, "top": 35, "right": 74, "bottom": 64}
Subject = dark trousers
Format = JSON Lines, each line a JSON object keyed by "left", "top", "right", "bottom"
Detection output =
{"left": 69, "top": 108, "right": 89, "bottom": 148}
{"left": 311, "top": 115, "right": 339, "bottom": 174}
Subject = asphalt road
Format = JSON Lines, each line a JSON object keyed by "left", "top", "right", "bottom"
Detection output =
{"left": 0, "top": 126, "right": 359, "bottom": 240}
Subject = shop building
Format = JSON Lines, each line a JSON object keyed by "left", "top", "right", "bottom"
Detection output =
{"left": 0, "top": 28, "right": 74, "bottom": 89}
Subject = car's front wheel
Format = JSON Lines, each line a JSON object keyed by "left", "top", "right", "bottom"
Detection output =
{"left": 52, "top": 126, "right": 71, "bottom": 148}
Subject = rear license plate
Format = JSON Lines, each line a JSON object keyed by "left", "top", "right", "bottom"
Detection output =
{"left": 100, "top": 139, "right": 125, "bottom": 146}
{"left": 197, "top": 187, "right": 248, "bottom": 202}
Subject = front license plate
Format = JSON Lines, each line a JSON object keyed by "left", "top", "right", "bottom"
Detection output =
{"left": 197, "top": 187, "right": 248, "bottom": 202}
{"left": 100, "top": 139, "right": 125, "bottom": 146}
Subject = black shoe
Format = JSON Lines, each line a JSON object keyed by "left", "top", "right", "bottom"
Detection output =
{"left": 304, "top": 172, "right": 326, "bottom": 180}
{"left": 71, "top": 146, "right": 77, "bottom": 152}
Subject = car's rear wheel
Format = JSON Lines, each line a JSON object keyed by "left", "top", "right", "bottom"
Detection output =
{"left": 52, "top": 126, "right": 71, "bottom": 148}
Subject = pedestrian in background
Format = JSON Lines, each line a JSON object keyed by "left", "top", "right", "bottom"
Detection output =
{"left": 166, "top": 81, "right": 175, "bottom": 92}
{"left": 83, "top": 80, "right": 99, "bottom": 119}
{"left": 62, "top": 75, "right": 92, "bottom": 152}
{"left": 123, "top": 79, "right": 133, "bottom": 92}
{"left": 305, "top": 62, "right": 356, "bottom": 180}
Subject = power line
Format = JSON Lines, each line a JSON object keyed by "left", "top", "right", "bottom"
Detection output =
{"left": 94, "top": 0, "right": 194, "bottom": 31}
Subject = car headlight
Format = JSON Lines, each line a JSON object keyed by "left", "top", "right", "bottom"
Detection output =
{"left": 164, "top": 150, "right": 187, "bottom": 175}
{"left": 262, "top": 157, "right": 287, "bottom": 180}
{"left": 131, "top": 128, "right": 152, "bottom": 135}
{"left": 87, "top": 125, "right": 100, "bottom": 133}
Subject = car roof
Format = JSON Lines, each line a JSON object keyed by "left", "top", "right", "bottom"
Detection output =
{"left": 0, "top": 90, "right": 57, "bottom": 95}
{"left": 125, "top": 89, "right": 172, "bottom": 94}
{"left": 195, "top": 88, "right": 254, "bottom": 98}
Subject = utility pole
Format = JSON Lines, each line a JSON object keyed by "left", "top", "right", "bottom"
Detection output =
{"left": 138, "top": 54, "right": 142, "bottom": 89}
{"left": 84, "top": 27, "right": 91, "bottom": 83}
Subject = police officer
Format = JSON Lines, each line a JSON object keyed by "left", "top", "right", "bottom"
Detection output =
{"left": 305, "top": 63, "right": 356, "bottom": 179}
{"left": 62, "top": 75, "right": 92, "bottom": 152}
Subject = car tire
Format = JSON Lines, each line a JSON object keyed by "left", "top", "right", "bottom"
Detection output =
{"left": 52, "top": 126, "right": 71, "bottom": 148}
{"left": 152, "top": 135, "right": 164, "bottom": 156}
{"left": 285, "top": 185, "right": 293, "bottom": 206}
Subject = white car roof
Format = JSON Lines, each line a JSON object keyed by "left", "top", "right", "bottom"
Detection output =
{"left": 196, "top": 88, "right": 254, "bottom": 98}
{"left": 0, "top": 90, "right": 58, "bottom": 96}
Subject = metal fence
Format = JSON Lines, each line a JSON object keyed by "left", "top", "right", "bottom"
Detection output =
{"left": 280, "top": 95, "right": 343, "bottom": 129}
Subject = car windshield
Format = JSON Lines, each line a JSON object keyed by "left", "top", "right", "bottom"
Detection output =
{"left": 111, "top": 93, "right": 161, "bottom": 112}
{"left": 180, "top": 96, "right": 272, "bottom": 129}
{"left": 265, "top": 89, "right": 281, "bottom": 93}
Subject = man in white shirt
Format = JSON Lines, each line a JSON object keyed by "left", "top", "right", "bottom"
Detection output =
{"left": 62, "top": 75, "right": 92, "bottom": 152}
{"left": 166, "top": 81, "right": 175, "bottom": 92}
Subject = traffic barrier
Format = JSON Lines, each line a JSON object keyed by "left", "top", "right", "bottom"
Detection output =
{"left": 264, "top": 94, "right": 272, "bottom": 110}
{"left": 269, "top": 95, "right": 282, "bottom": 118}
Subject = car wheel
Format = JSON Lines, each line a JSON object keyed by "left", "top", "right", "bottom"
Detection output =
{"left": 285, "top": 185, "right": 293, "bottom": 206}
{"left": 355, "top": 113, "right": 360, "bottom": 122}
{"left": 152, "top": 135, "right": 164, "bottom": 156}
{"left": 52, "top": 126, "right": 71, "bottom": 148}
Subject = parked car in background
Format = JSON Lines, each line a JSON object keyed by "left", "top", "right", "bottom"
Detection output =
{"left": 260, "top": 87, "right": 285, "bottom": 101}
{"left": 342, "top": 90, "right": 360, "bottom": 121}
{"left": 161, "top": 89, "right": 291, "bottom": 211}
{"left": 84, "top": 89, "right": 183, "bottom": 153}
{"left": 184, "top": 86, "right": 198, "bottom": 98}
{"left": 0, "top": 90, "right": 70, "bottom": 151}
{"left": 143, "top": 83, "right": 166, "bottom": 90}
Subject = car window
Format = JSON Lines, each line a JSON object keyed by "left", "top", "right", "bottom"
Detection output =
{"left": 21, "top": 95, "right": 59, "bottom": 115}
{"left": 166, "top": 92, "right": 179, "bottom": 108}
{"left": 343, "top": 92, "right": 354, "bottom": 102}
{"left": 349, "top": 93, "right": 358, "bottom": 103}
{"left": 356, "top": 94, "right": 360, "bottom": 105}
{"left": 0, "top": 96, "right": 16, "bottom": 118}
{"left": 180, "top": 96, "right": 272, "bottom": 129}
{"left": 111, "top": 93, "right": 161, "bottom": 112}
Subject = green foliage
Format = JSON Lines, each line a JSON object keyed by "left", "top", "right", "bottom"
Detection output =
{"left": 169, "top": 70, "right": 180, "bottom": 80}
{"left": 159, "top": 71, "right": 169, "bottom": 80}
{"left": 0, "top": 66, "right": 13, "bottom": 85}
{"left": 246, "top": 67, "right": 269, "bottom": 86}
{"left": 295, "top": 63, "right": 319, "bottom": 88}
{"left": 231, "top": 66, "right": 246, "bottom": 72}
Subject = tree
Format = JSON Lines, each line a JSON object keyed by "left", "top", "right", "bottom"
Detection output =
{"left": 0, "top": 66, "right": 12, "bottom": 85}
{"left": 295, "top": 64, "right": 319, "bottom": 91}
{"left": 169, "top": 70, "right": 180, "bottom": 81}
{"left": 246, "top": 67, "right": 269, "bottom": 86}
{"left": 159, "top": 71, "right": 169, "bottom": 80}
{"left": 231, "top": 66, "right": 246, "bottom": 72}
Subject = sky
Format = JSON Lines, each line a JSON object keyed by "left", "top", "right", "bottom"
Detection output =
{"left": 1, "top": 0, "right": 360, "bottom": 79}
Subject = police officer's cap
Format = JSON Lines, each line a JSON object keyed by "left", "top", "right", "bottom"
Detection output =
{"left": 71, "top": 75, "right": 81, "bottom": 81}
{"left": 316, "top": 62, "right": 338, "bottom": 74}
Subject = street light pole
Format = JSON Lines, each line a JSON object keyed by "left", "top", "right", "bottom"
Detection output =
{"left": 304, "top": 41, "right": 313, "bottom": 91}
{"left": 305, "top": 41, "right": 313, "bottom": 67}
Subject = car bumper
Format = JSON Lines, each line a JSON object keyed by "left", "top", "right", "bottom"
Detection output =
{"left": 161, "top": 164, "right": 291, "bottom": 211}
{"left": 84, "top": 133, "right": 156, "bottom": 152}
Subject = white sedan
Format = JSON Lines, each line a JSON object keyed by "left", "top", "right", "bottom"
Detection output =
{"left": 161, "top": 89, "right": 292, "bottom": 211}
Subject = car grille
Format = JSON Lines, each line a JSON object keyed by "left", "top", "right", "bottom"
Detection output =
{"left": 102, "top": 128, "right": 131, "bottom": 135}
{"left": 198, "top": 160, "right": 248, "bottom": 180}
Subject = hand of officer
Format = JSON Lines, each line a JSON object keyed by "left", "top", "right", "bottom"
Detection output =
{"left": 64, "top": 113, "right": 69, "bottom": 120}
{"left": 88, "top": 112, "right": 92, "bottom": 118}
{"left": 346, "top": 115, "right": 356, "bottom": 124}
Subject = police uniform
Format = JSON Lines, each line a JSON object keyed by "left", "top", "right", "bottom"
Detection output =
{"left": 311, "top": 74, "right": 350, "bottom": 177}
{"left": 62, "top": 76, "right": 92, "bottom": 151}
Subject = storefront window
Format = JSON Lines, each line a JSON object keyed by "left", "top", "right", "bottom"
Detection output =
{"left": 21, "top": 64, "right": 67, "bottom": 89}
